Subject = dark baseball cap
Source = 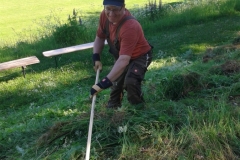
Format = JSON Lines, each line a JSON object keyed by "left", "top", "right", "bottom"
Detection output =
{"left": 103, "top": 0, "right": 124, "bottom": 7}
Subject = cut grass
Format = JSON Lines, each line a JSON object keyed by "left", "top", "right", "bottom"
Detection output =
{"left": 0, "top": 0, "right": 240, "bottom": 159}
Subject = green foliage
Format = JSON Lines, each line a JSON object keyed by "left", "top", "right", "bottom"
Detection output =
{"left": 1, "top": 0, "right": 240, "bottom": 159}
{"left": 137, "top": 0, "right": 240, "bottom": 35}
{"left": 218, "top": 0, "right": 237, "bottom": 15}
{"left": 53, "top": 9, "right": 89, "bottom": 46}
{"left": 144, "top": 0, "right": 163, "bottom": 22}
{"left": 235, "top": 0, "right": 240, "bottom": 11}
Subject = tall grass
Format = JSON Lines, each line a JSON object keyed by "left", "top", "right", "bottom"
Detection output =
{"left": 0, "top": 0, "right": 240, "bottom": 159}
{"left": 136, "top": 0, "right": 240, "bottom": 35}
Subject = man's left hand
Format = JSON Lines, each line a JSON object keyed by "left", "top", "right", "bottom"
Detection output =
{"left": 90, "top": 77, "right": 113, "bottom": 99}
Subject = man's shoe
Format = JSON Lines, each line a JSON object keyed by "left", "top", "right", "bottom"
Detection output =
{"left": 106, "top": 102, "right": 121, "bottom": 109}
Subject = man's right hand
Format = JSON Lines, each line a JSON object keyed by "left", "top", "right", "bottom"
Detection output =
{"left": 92, "top": 53, "right": 102, "bottom": 72}
{"left": 94, "top": 61, "right": 102, "bottom": 72}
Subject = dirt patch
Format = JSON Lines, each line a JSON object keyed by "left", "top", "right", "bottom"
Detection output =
{"left": 220, "top": 44, "right": 240, "bottom": 50}
{"left": 232, "top": 36, "right": 240, "bottom": 45}
{"left": 209, "top": 60, "right": 240, "bottom": 75}
{"left": 95, "top": 110, "right": 126, "bottom": 126}
{"left": 221, "top": 60, "right": 240, "bottom": 75}
{"left": 202, "top": 43, "right": 240, "bottom": 63}
{"left": 110, "top": 111, "right": 126, "bottom": 126}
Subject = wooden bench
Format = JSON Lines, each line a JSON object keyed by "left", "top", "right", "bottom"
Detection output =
{"left": 0, "top": 56, "right": 40, "bottom": 78}
{"left": 42, "top": 41, "right": 108, "bottom": 67}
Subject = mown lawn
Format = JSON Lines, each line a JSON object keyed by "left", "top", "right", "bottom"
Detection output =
{"left": 0, "top": 0, "right": 240, "bottom": 159}
{"left": 0, "top": 0, "right": 156, "bottom": 43}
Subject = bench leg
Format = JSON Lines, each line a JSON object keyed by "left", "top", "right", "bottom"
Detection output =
{"left": 22, "top": 66, "right": 26, "bottom": 78}
{"left": 54, "top": 57, "right": 57, "bottom": 68}
{"left": 54, "top": 57, "right": 59, "bottom": 68}
{"left": 54, "top": 56, "right": 62, "bottom": 68}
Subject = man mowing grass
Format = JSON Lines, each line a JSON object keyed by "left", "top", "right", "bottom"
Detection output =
{"left": 90, "top": 0, "right": 153, "bottom": 109}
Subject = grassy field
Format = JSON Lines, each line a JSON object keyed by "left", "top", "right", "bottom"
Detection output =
{"left": 0, "top": 0, "right": 240, "bottom": 159}
{"left": 0, "top": 0, "right": 177, "bottom": 43}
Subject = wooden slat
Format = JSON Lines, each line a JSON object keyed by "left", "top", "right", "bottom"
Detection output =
{"left": 0, "top": 56, "right": 40, "bottom": 71}
{"left": 42, "top": 40, "right": 108, "bottom": 57}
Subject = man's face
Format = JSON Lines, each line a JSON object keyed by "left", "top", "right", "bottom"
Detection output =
{"left": 104, "top": 5, "right": 125, "bottom": 24}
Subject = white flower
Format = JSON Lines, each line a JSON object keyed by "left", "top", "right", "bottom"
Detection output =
{"left": 118, "top": 125, "right": 127, "bottom": 133}
{"left": 16, "top": 145, "right": 25, "bottom": 156}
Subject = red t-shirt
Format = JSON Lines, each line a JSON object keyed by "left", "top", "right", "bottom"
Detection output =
{"left": 96, "top": 9, "right": 151, "bottom": 59}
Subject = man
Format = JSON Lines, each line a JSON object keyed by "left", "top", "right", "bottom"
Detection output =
{"left": 90, "top": 0, "right": 153, "bottom": 109}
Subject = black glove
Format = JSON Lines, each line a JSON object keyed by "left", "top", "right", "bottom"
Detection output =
{"left": 90, "top": 77, "right": 112, "bottom": 98}
{"left": 92, "top": 53, "right": 100, "bottom": 66}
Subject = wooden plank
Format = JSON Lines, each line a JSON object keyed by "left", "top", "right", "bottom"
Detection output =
{"left": 0, "top": 56, "right": 40, "bottom": 71}
{"left": 42, "top": 40, "right": 108, "bottom": 57}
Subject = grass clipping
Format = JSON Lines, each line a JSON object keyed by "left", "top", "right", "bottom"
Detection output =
{"left": 164, "top": 72, "right": 202, "bottom": 100}
{"left": 37, "top": 111, "right": 127, "bottom": 147}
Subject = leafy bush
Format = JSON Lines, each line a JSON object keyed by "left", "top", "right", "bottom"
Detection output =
{"left": 218, "top": 0, "right": 237, "bottom": 16}
{"left": 53, "top": 9, "right": 88, "bottom": 46}
{"left": 234, "top": 0, "right": 240, "bottom": 11}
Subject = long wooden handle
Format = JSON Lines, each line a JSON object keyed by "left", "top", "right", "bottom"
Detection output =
{"left": 85, "top": 68, "right": 100, "bottom": 160}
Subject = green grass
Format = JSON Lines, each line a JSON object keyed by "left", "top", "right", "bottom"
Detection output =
{"left": 1, "top": 0, "right": 240, "bottom": 159}
{"left": 0, "top": 0, "right": 156, "bottom": 44}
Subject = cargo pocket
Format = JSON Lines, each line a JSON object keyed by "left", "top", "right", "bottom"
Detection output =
{"left": 128, "top": 63, "right": 145, "bottom": 82}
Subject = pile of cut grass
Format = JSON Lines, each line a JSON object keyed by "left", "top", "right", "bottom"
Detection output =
{"left": 0, "top": 0, "right": 240, "bottom": 159}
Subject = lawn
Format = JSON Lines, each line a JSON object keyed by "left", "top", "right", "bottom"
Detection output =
{"left": 0, "top": 0, "right": 172, "bottom": 43}
{"left": 0, "top": 0, "right": 240, "bottom": 159}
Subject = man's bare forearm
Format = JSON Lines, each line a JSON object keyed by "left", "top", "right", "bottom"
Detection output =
{"left": 93, "top": 36, "right": 105, "bottom": 54}
{"left": 107, "top": 55, "right": 131, "bottom": 82}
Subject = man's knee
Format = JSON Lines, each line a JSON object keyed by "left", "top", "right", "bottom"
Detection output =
{"left": 125, "top": 84, "right": 144, "bottom": 104}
